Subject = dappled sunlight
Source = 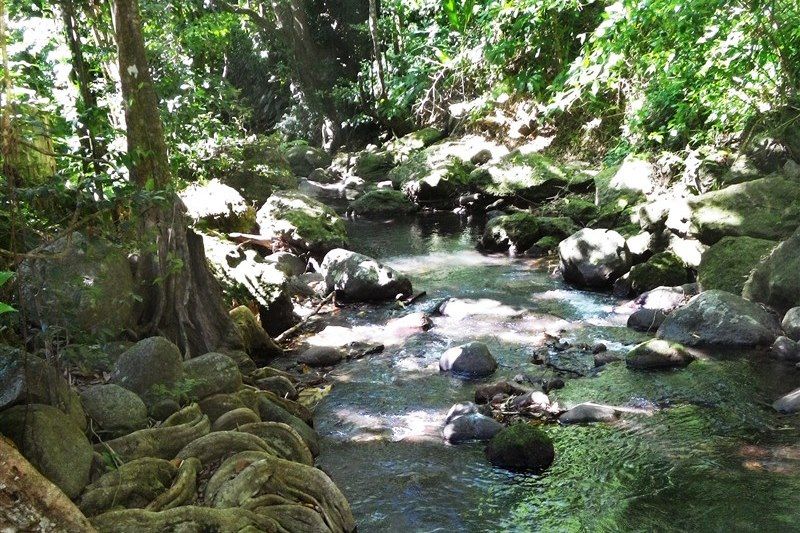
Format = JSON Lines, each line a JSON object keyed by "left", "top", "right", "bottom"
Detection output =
{"left": 327, "top": 406, "right": 444, "bottom": 444}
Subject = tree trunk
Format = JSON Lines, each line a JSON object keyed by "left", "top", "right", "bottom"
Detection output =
{"left": 113, "top": 0, "right": 241, "bottom": 358}
{"left": 368, "top": 0, "right": 386, "bottom": 99}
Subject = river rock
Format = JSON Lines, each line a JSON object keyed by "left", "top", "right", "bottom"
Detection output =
{"left": 485, "top": 423, "right": 555, "bottom": 473}
{"left": 284, "top": 145, "right": 332, "bottom": 177}
{"left": 350, "top": 189, "right": 416, "bottom": 218}
{"left": 596, "top": 156, "right": 655, "bottom": 207}
{"left": 697, "top": 236, "right": 777, "bottom": 294}
{"left": 689, "top": 175, "right": 800, "bottom": 244}
{"left": 298, "top": 346, "right": 344, "bottom": 367}
{"left": 774, "top": 388, "right": 800, "bottom": 414}
{"left": 782, "top": 308, "right": 800, "bottom": 341}
{"left": 444, "top": 402, "right": 480, "bottom": 424}
{"left": 439, "top": 342, "right": 498, "bottom": 378}
{"left": 179, "top": 179, "right": 255, "bottom": 233}
{"left": 354, "top": 149, "right": 396, "bottom": 180}
{"left": 474, "top": 381, "right": 529, "bottom": 404}
{"left": 183, "top": 352, "right": 242, "bottom": 401}
{"left": 443, "top": 413, "right": 503, "bottom": 444}
{"left": 770, "top": 336, "right": 800, "bottom": 362}
{"left": 256, "top": 375, "right": 298, "bottom": 400}
{"left": 614, "top": 252, "right": 689, "bottom": 297}
{"left": 321, "top": 248, "right": 412, "bottom": 302}
{"left": 634, "top": 284, "right": 698, "bottom": 312}
{"left": 0, "top": 404, "right": 93, "bottom": 499}
{"left": 213, "top": 136, "right": 297, "bottom": 204}
{"left": 743, "top": 227, "right": 800, "bottom": 315}
{"left": 0, "top": 348, "right": 86, "bottom": 431}
{"left": 627, "top": 308, "right": 667, "bottom": 332}
{"left": 16, "top": 232, "right": 135, "bottom": 341}
{"left": 480, "top": 213, "right": 576, "bottom": 254}
{"left": 626, "top": 339, "right": 694, "bottom": 370}
{"left": 80, "top": 384, "right": 148, "bottom": 438}
{"left": 402, "top": 169, "right": 460, "bottom": 208}
{"left": 657, "top": 290, "right": 781, "bottom": 347}
{"left": 256, "top": 191, "right": 348, "bottom": 254}
{"left": 111, "top": 337, "right": 184, "bottom": 401}
{"left": 559, "top": 403, "right": 618, "bottom": 424}
{"left": 558, "top": 228, "right": 632, "bottom": 288}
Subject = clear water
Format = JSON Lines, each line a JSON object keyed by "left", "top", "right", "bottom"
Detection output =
{"left": 308, "top": 213, "right": 800, "bottom": 533}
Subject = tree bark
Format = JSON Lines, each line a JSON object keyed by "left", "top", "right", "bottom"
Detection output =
{"left": 112, "top": 0, "right": 241, "bottom": 358}
{"left": 368, "top": 0, "right": 386, "bottom": 99}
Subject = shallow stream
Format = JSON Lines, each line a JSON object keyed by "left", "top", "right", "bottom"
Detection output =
{"left": 305, "top": 213, "right": 800, "bottom": 532}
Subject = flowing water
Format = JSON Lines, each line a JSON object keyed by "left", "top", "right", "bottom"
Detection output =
{"left": 306, "top": 213, "right": 800, "bottom": 532}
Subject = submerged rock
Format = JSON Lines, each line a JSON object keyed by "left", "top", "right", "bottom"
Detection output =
{"left": 298, "top": 346, "right": 344, "bottom": 367}
{"left": 256, "top": 191, "right": 348, "bottom": 255}
{"left": 657, "top": 290, "right": 781, "bottom": 347}
{"left": 0, "top": 404, "right": 93, "bottom": 499}
{"left": 559, "top": 228, "right": 632, "bottom": 288}
{"left": 485, "top": 423, "right": 555, "bottom": 473}
{"left": 321, "top": 248, "right": 412, "bottom": 302}
{"left": 559, "top": 403, "right": 619, "bottom": 424}
{"left": 439, "top": 342, "right": 498, "bottom": 378}
{"left": 626, "top": 339, "right": 694, "bottom": 370}
{"left": 773, "top": 388, "right": 800, "bottom": 414}
{"left": 443, "top": 413, "right": 503, "bottom": 444}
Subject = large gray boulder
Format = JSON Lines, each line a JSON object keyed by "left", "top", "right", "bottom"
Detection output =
{"left": 182, "top": 352, "right": 242, "bottom": 401}
{"left": 743, "top": 227, "right": 800, "bottom": 315}
{"left": 559, "top": 228, "right": 632, "bottom": 288}
{"left": 439, "top": 342, "right": 498, "bottom": 378}
{"left": 284, "top": 145, "right": 332, "bottom": 177}
{"left": 697, "top": 236, "right": 777, "bottom": 294}
{"left": 0, "top": 404, "right": 93, "bottom": 499}
{"left": 256, "top": 191, "right": 348, "bottom": 255}
{"left": 17, "top": 233, "right": 135, "bottom": 340}
{"left": 179, "top": 179, "right": 255, "bottom": 233}
{"left": 111, "top": 337, "right": 184, "bottom": 401}
{"left": 480, "top": 213, "right": 576, "bottom": 254}
{"left": 321, "top": 249, "right": 412, "bottom": 302}
{"left": 657, "top": 290, "right": 781, "bottom": 347}
{"left": 781, "top": 307, "right": 800, "bottom": 341}
{"left": 80, "top": 384, "right": 148, "bottom": 438}
{"left": 0, "top": 348, "right": 86, "bottom": 431}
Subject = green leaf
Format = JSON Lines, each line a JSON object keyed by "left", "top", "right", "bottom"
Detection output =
{"left": 0, "top": 271, "right": 12, "bottom": 288}
{"left": 0, "top": 302, "right": 16, "bottom": 315}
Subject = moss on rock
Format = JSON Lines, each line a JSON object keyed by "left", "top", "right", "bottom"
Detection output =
{"left": 625, "top": 252, "right": 689, "bottom": 295}
{"left": 698, "top": 236, "right": 777, "bottom": 294}
{"left": 481, "top": 213, "right": 576, "bottom": 253}
{"left": 485, "top": 423, "right": 555, "bottom": 472}
{"left": 350, "top": 189, "right": 417, "bottom": 218}
{"left": 256, "top": 191, "right": 348, "bottom": 255}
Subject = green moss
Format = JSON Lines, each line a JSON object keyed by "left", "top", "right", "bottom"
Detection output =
{"left": 534, "top": 235, "right": 561, "bottom": 252}
{"left": 485, "top": 423, "right": 555, "bottom": 472}
{"left": 627, "top": 252, "right": 689, "bottom": 294}
{"left": 355, "top": 150, "right": 396, "bottom": 181}
{"left": 282, "top": 210, "right": 347, "bottom": 248}
{"left": 482, "top": 213, "right": 576, "bottom": 252}
{"left": 350, "top": 189, "right": 417, "bottom": 218}
{"left": 478, "top": 152, "right": 579, "bottom": 199}
{"left": 698, "top": 236, "right": 777, "bottom": 294}
{"left": 541, "top": 197, "right": 599, "bottom": 225}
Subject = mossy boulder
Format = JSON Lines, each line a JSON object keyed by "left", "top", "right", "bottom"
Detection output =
{"left": 383, "top": 127, "right": 445, "bottom": 162}
{"left": 229, "top": 306, "right": 283, "bottom": 363}
{"left": 485, "top": 423, "right": 555, "bottom": 473}
{"left": 182, "top": 352, "right": 242, "bottom": 401}
{"left": 0, "top": 348, "right": 86, "bottom": 431}
{"left": 689, "top": 175, "right": 800, "bottom": 244}
{"left": 17, "top": 233, "right": 135, "bottom": 341}
{"left": 284, "top": 144, "right": 332, "bottom": 177}
{"left": 595, "top": 156, "right": 654, "bottom": 209}
{"left": 80, "top": 384, "right": 148, "bottom": 438}
{"left": 256, "top": 191, "right": 348, "bottom": 255}
{"left": 617, "top": 252, "right": 689, "bottom": 297}
{"left": 111, "top": 337, "right": 184, "bottom": 403}
{"left": 179, "top": 179, "right": 256, "bottom": 233}
{"left": 350, "top": 189, "right": 417, "bottom": 218}
{"left": 0, "top": 404, "right": 93, "bottom": 499}
{"left": 354, "top": 150, "right": 396, "bottom": 181}
{"left": 209, "top": 136, "right": 298, "bottom": 205}
{"left": 473, "top": 151, "right": 594, "bottom": 202}
{"left": 743, "top": 227, "right": 800, "bottom": 314}
{"left": 480, "top": 213, "right": 576, "bottom": 253}
{"left": 698, "top": 236, "right": 777, "bottom": 294}
{"left": 79, "top": 457, "right": 178, "bottom": 516}
{"left": 559, "top": 228, "right": 632, "bottom": 288}
{"left": 543, "top": 196, "right": 599, "bottom": 225}
{"left": 626, "top": 339, "right": 694, "bottom": 370}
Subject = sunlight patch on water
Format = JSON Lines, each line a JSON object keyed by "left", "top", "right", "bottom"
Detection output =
{"left": 384, "top": 249, "right": 509, "bottom": 275}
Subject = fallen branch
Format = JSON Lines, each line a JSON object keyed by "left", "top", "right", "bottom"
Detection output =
{"left": 275, "top": 291, "right": 335, "bottom": 343}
